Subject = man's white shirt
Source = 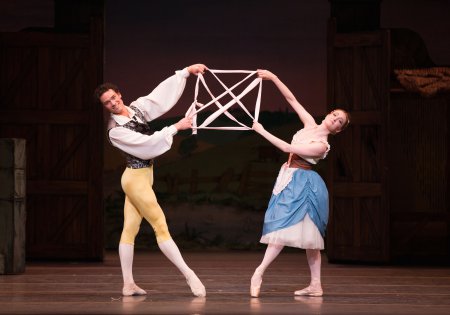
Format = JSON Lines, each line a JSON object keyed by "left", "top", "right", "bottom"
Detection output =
{"left": 108, "top": 68, "right": 190, "bottom": 160}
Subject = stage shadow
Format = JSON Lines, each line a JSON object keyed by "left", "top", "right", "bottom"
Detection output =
{"left": 121, "top": 295, "right": 147, "bottom": 313}
{"left": 188, "top": 296, "right": 206, "bottom": 313}
{"left": 294, "top": 296, "right": 323, "bottom": 312}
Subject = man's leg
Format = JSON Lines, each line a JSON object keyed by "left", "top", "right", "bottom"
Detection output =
{"left": 125, "top": 167, "right": 206, "bottom": 297}
{"left": 119, "top": 196, "right": 146, "bottom": 296}
{"left": 158, "top": 238, "right": 206, "bottom": 297}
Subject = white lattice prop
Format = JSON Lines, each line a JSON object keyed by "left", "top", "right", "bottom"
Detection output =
{"left": 185, "top": 69, "right": 262, "bottom": 134}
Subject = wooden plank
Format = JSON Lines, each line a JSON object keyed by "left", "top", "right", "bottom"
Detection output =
{"left": 0, "top": 11, "right": 104, "bottom": 261}
{"left": 0, "top": 139, "right": 26, "bottom": 274}
{"left": 0, "top": 254, "right": 4, "bottom": 274}
{"left": 50, "top": 51, "right": 88, "bottom": 105}
{"left": 333, "top": 183, "right": 381, "bottom": 197}
{"left": 1, "top": 49, "right": 38, "bottom": 108}
{"left": 379, "top": 28, "right": 391, "bottom": 262}
{"left": 84, "top": 17, "right": 105, "bottom": 260}
{"left": 50, "top": 128, "right": 89, "bottom": 179}
{"left": 391, "top": 212, "right": 448, "bottom": 221}
{"left": 0, "top": 32, "right": 89, "bottom": 47}
{"left": 1, "top": 251, "right": 450, "bottom": 314}
{"left": 334, "top": 32, "right": 382, "bottom": 47}
{"left": 447, "top": 89, "right": 450, "bottom": 266}
{"left": 326, "top": 21, "right": 391, "bottom": 263}
{"left": 27, "top": 180, "right": 88, "bottom": 195}
{"left": 0, "top": 110, "right": 89, "bottom": 124}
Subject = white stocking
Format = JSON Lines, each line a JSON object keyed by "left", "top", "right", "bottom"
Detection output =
{"left": 119, "top": 243, "right": 135, "bottom": 285}
{"left": 252, "top": 243, "right": 284, "bottom": 287}
{"left": 158, "top": 238, "right": 206, "bottom": 297}
{"left": 256, "top": 243, "right": 284, "bottom": 274}
{"left": 306, "top": 249, "right": 322, "bottom": 287}
{"left": 158, "top": 239, "right": 192, "bottom": 277}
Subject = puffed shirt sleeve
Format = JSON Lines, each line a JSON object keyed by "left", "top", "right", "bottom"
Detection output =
{"left": 130, "top": 68, "right": 190, "bottom": 121}
{"left": 109, "top": 125, "right": 178, "bottom": 160}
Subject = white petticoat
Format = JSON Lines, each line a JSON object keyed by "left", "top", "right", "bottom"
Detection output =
{"left": 260, "top": 213, "right": 324, "bottom": 249}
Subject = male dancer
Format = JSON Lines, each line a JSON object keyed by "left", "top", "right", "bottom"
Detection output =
{"left": 94, "top": 64, "right": 207, "bottom": 297}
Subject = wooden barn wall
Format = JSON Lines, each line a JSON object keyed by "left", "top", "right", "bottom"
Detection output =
{"left": 326, "top": 20, "right": 390, "bottom": 262}
{"left": 389, "top": 93, "right": 449, "bottom": 262}
{"left": 327, "top": 18, "right": 450, "bottom": 263}
{"left": 0, "top": 20, "right": 104, "bottom": 260}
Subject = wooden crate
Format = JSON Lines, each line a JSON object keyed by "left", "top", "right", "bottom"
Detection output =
{"left": 0, "top": 138, "right": 26, "bottom": 274}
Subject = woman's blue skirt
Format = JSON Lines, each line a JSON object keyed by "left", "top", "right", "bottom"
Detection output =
{"left": 262, "top": 168, "right": 329, "bottom": 238}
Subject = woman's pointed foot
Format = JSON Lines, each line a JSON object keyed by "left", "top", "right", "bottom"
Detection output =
{"left": 186, "top": 273, "right": 206, "bottom": 297}
{"left": 122, "top": 283, "right": 147, "bottom": 296}
{"left": 250, "top": 270, "right": 263, "bottom": 298}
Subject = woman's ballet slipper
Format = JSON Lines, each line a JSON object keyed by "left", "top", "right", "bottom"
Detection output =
{"left": 250, "top": 270, "right": 263, "bottom": 298}
{"left": 186, "top": 273, "right": 206, "bottom": 297}
{"left": 250, "top": 285, "right": 261, "bottom": 298}
{"left": 294, "top": 286, "right": 323, "bottom": 297}
{"left": 122, "top": 283, "right": 147, "bottom": 296}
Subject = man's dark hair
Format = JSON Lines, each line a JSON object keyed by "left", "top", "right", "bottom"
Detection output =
{"left": 93, "top": 82, "right": 120, "bottom": 104}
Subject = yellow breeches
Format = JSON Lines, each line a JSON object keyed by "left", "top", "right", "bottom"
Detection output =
{"left": 119, "top": 166, "right": 171, "bottom": 245}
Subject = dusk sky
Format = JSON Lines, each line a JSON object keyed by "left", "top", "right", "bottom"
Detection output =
{"left": 1, "top": 0, "right": 449, "bottom": 118}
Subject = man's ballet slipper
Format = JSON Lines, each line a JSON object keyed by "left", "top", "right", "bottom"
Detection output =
{"left": 186, "top": 273, "right": 206, "bottom": 297}
{"left": 250, "top": 270, "right": 263, "bottom": 298}
{"left": 122, "top": 283, "right": 147, "bottom": 296}
{"left": 294, "top": 286, "right": 323, "bottom": 297}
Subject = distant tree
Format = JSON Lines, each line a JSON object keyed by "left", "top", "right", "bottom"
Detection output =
{"left": 178, "top": 135, "right": 198, "bottom": 157}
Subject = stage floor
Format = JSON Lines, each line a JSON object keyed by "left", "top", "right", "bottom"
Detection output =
{"left": 1, "top": 250, "right": 450, "bottom": 314}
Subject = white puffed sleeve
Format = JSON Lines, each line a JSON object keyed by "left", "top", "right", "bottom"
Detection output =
{"left": 109, "top": 125, "right": 178, "bottom": 160}
{"left": 131, "top": 68, "right": 190, "bottom": 121}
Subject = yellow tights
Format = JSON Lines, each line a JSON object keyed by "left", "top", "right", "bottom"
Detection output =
{"left": 119, "top": 166, "right": 171, "bottom": 244}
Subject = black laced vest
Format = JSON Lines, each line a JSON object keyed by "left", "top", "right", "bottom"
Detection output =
{"left": 107, "top": 105, "right": 154, "bottom": 169}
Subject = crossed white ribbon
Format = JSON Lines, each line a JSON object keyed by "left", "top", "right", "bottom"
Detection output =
{"left": 185, "top": 69, "right": 262, "bottom": 134}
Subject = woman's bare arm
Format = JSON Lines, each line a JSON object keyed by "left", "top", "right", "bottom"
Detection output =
{"left": 257, "top": 69, "right": 316, "bottom": 128}
{"left": 252, "top": 122, "right": 327, "bottom": 158}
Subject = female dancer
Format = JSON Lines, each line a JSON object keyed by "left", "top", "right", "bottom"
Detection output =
{"left": 251, "top": 69, "right": 350, "bottom": 297}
